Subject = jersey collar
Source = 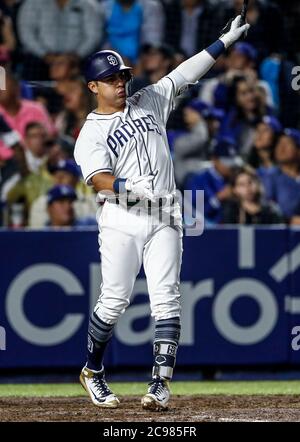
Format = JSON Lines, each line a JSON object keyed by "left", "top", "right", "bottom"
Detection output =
{"left": 88, "top": 103, "right": 129, "bottom": 120}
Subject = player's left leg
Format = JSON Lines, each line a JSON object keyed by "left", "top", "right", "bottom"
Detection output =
{"left": 141, "top": 224, "right": 183, "bottom": 410}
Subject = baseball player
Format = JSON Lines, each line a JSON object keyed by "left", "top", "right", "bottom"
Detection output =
{"left": 74, "top": 15, "right": 250, "bottom": 410}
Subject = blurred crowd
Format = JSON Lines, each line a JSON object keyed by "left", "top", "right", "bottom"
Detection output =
{"left": 0, "top": 0, "right": 300, "bottom": 228}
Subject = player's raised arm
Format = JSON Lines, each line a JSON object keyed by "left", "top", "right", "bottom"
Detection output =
{"left": 171, "top": 15, "right": 250, "bottom": 90}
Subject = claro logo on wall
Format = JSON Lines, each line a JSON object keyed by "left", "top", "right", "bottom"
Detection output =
{"left": 3, "top": 268, "right": 282, "bottom": 347}
{"left": 3, "top": 229, "right": 300, "bottom": 348}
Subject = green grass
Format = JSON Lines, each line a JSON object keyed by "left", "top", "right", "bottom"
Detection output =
{"left": 1, "top": 381, "right": 300, "bottom": 397}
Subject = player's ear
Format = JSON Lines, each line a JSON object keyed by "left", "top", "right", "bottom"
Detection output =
{"left": 87, "top": 81, "right": 99, "bottom": 95}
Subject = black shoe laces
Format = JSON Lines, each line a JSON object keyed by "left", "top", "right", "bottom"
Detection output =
{"left": 148, "top": 379, "right": 166, "bottom": 396}
{"left": 92, "top": 373, "right": 112, "bottom": 397}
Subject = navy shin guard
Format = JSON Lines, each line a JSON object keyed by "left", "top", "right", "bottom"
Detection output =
{"left": 86, "top": 312, "right": 114, "bottom": 371}
{"left": 152, "top": 317, "right": 181, "bottom": 380}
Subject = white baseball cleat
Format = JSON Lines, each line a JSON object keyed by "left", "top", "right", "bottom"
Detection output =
{"left": 80, "top": 365, "right": 120, "bottom": 408}
{"left": 141, "top": 377, "right": 170, "bottom": 411}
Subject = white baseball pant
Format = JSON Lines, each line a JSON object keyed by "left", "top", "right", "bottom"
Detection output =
{"left": 94, "top": 200, "right": 183, "bottom": 325}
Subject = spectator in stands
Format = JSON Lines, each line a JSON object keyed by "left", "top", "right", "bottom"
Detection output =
{"left": 0, "top": 5, "right": 15, "bottom": 53}
{"left": 102, "top": 0, "right": 164, "bottom": 64}
{"left": 184, "top": 136, "right": 243, "bottom": 225}
{"left": 33, "top": 54, "right": 82, "bottom": 119}
{"left": 139, "top": 0, "right": 165, "bottom": 46}
{"left": 247, "top": 115, "right": 282, "bottom": 195}
{"left": 0, "top": 114, "right": 30, "bottom": 225}
{"left": 222, "top": 166, "right": 283, "bottom": 224}
{"left": 6, "top": 122, "right": 56, "bottom": 224}
{"left": 279, "top": 0, "right": 300, "bottom": 62}
{"left": 102, "top": 0, "right": 143, "bottom": 64}
{"left": 46, "top": 184, "right": 77, "bottom": 227}
{"left": 163, "top": 0, "right": 222, "bottom": 57}
{"left": 291, "top": 202, "right": 300, "bottom": 226}
{"left": 265, "top": 128, "right": 300, "bottom": 222}
{"left": 199, "top": 42, "right": 274, "bottom": 111}
{"left": 50, "top": 54, "right": 81, "bottom": 91}
{"left": 46, "top": 184, "right": 96, "bottom": 227}
{"left": 218, "top": 75, "right": 269, "bottom": 158}
{"left": 0, "top": 1, "right": 21, "bottom": 36}
{"left": 29, "top": 158, "right": 97, "bottom": 228}
{"left": 0, "top": 71, "right": 55, "bottom": 151}
{"left": 46, "top": 135, "right": 75, "bottom": 166}
{"left": 223, "top": 0, "right": 285, "bottom": 60}
{"left": 55, "top": 78, "right": 96, "bottom": 139}
{"left": 22, "top": 122, "right": 50, "bottom": 174}
{"left": 131, "top": 43, "right": 175, "bottom": 94}
{"left": 174, "top": 99, "right": 225, "bottom": 187}
{"left": 17, "top": 0, "right": 103, "bottom": 80}
{"left": 260, "top": 53, "right": 300, "bottom": 128}
{"left": 0, "top": 142, "right": 14, "bottom": 226}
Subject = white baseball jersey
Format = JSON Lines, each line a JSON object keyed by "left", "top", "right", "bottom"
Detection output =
{"left": 74, "top": 70, "right": 186, "bottom": 198}
{"left": 74, "top": 70, "right": 186, "bottom": 326}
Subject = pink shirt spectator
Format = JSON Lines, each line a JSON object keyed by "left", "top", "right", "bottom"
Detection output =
{"left": 0, "top": 99, "right": 56, "bottom": 150}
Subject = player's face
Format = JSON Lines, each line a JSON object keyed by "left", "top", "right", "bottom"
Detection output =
{"left": 88, "top": 71, "right": 129, "bottom": 110}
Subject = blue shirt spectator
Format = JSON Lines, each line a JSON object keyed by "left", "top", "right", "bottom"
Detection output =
{"left": 184, "top": 137, "right": 243, "bottom": 225}
{"left": 266, "top": 168, "right": 300, "bottom": 220}
{"left": 103, "top": 0, "right": 144, "bottom": 63}
{"left": 265, "top": 129, "right": 300, "bottom": 220}
{"left": 46, "top": 185, "right": 97, "bottom": 227}
{"left": 218, "top": 76, "right": 270, "bottom": 158}
{"left": 247, "top": 115, "right": 282, "bottom": 197}
{"left": 173, "top": 99, "right": 224, "bottom": 188}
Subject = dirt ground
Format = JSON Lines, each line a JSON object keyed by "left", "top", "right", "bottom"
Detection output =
{"left": 1, "top": 395, "right": 300, "bottom": 422}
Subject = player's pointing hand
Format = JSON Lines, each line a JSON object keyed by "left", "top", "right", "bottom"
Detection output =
{"left": 125, "top": 175, "right": 156, "bottom": 202}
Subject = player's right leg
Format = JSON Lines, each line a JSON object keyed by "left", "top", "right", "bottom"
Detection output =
{"left": 79, "top": 313, "right": 119, "bottom": 408}
{"left": 141, "top": 223, "right": 183, "bottom": 411}
{"left": 80, "top": 201, "right": 146, "bottom": 408}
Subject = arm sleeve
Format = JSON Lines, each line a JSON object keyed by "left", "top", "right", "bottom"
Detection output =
{"left": 74, "top": 124, "right": 112, "bottom": 186}
{"left": 17, "top": 0, "right": 46, "bottom": 57}
{"left": 133, "top": 40, "right": 225, "bottom": 124}
{"left": 173, "top": 41, "right": 225, "bottom": 87}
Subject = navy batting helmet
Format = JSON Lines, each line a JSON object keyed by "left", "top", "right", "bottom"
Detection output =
{"left": 84, "top": 50, "right": 132, "bottom": 83}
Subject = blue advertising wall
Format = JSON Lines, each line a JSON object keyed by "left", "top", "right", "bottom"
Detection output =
{"left": 0, "top": 226, "right": 300, "bottom": 368}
